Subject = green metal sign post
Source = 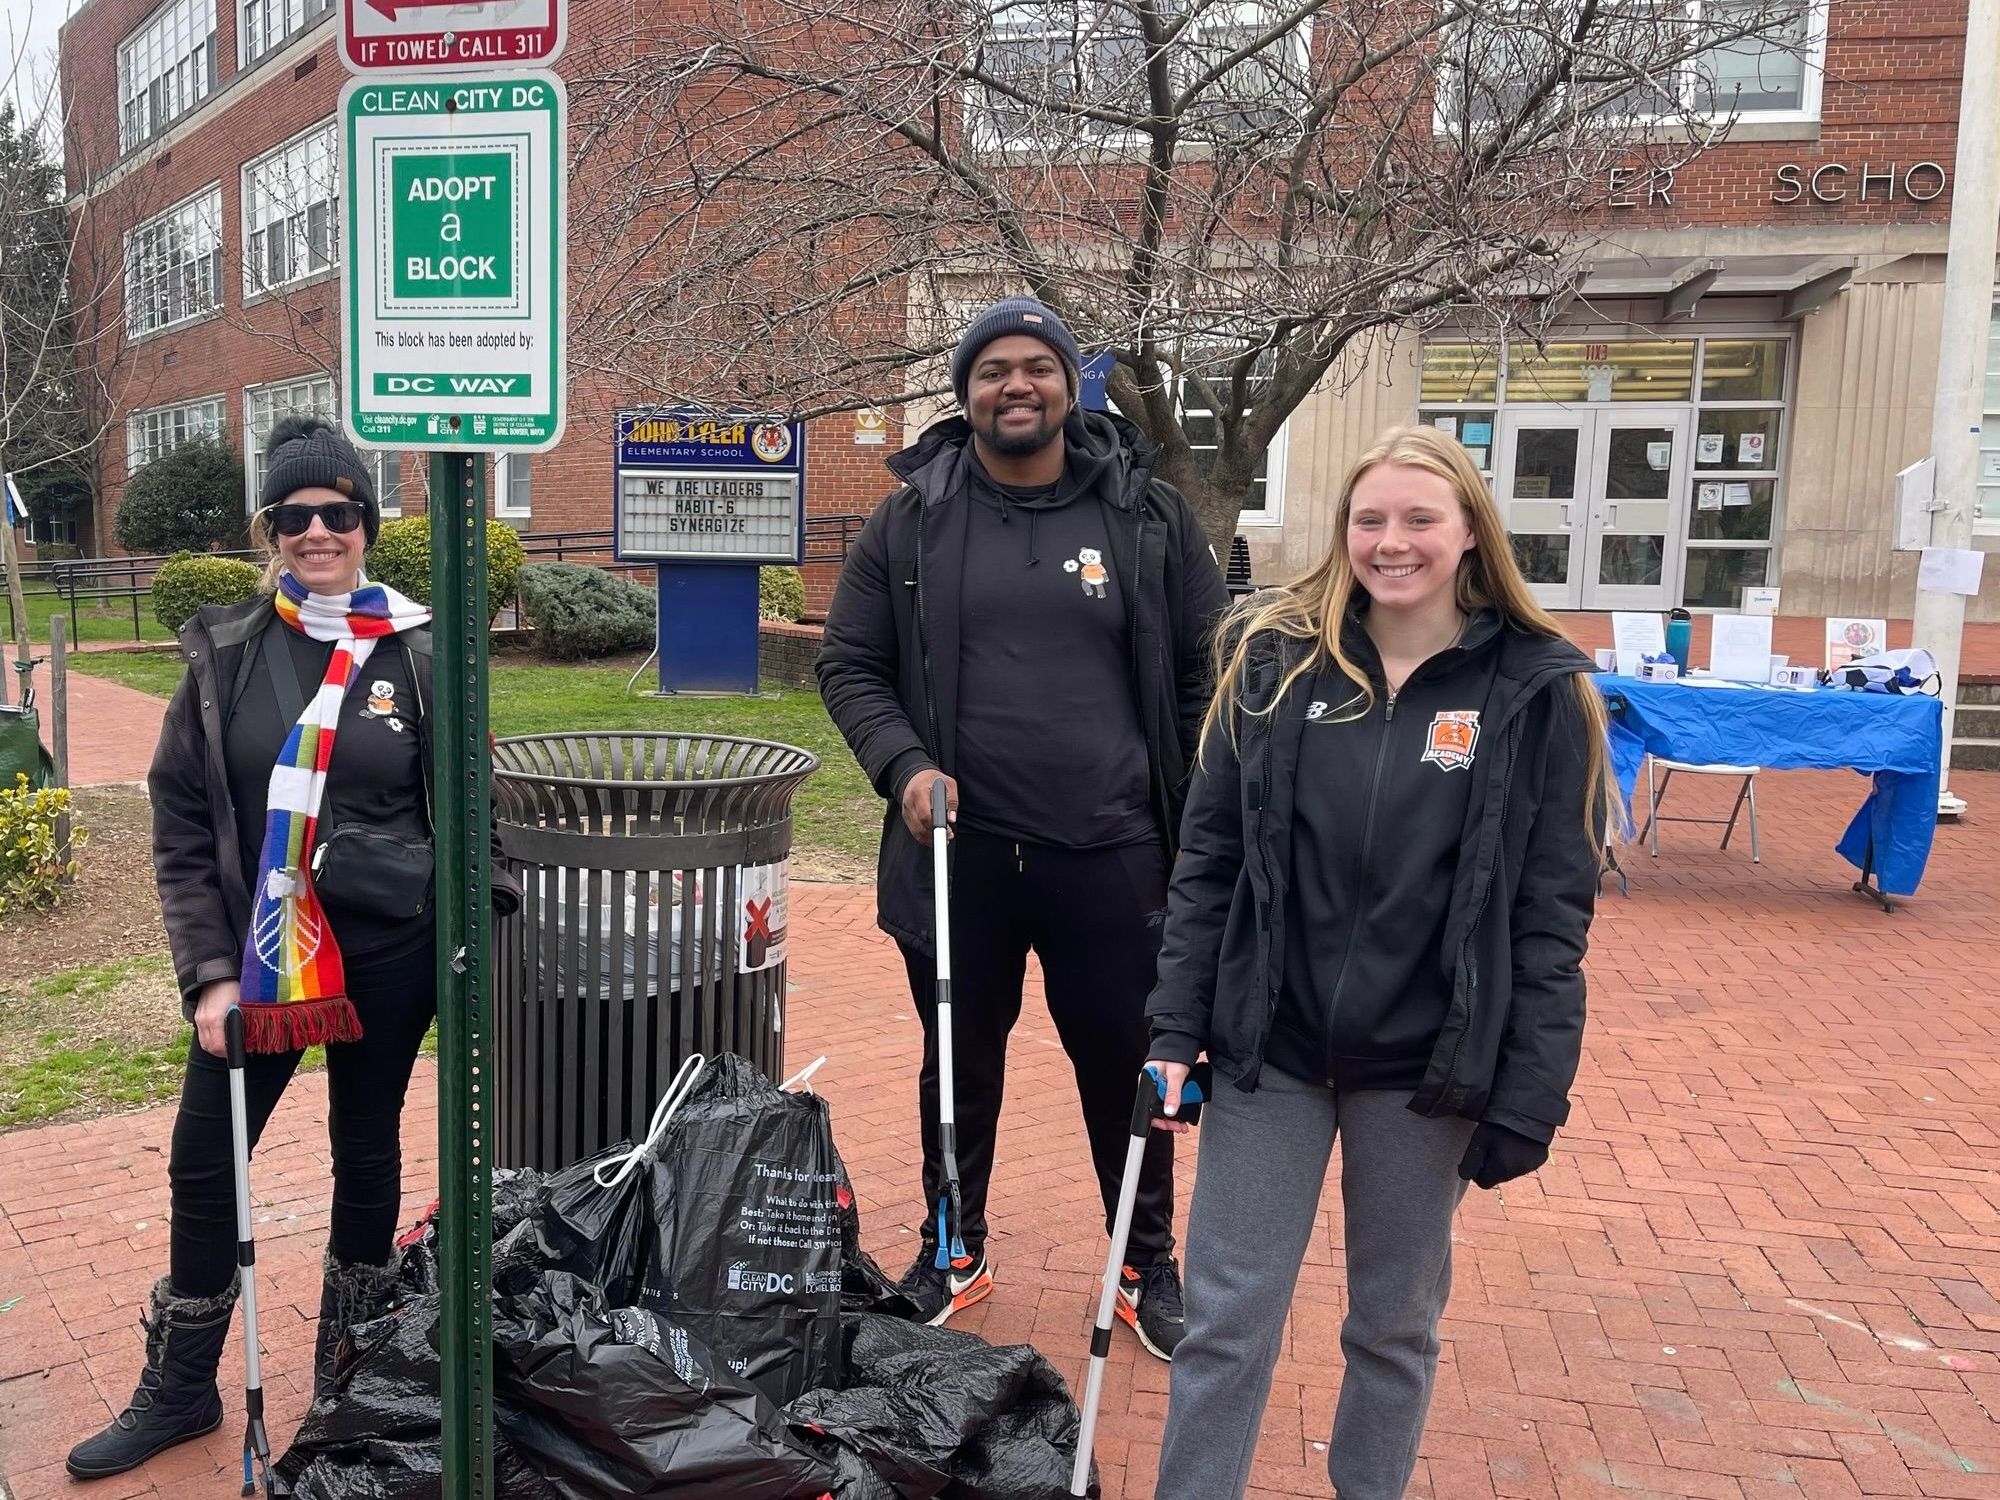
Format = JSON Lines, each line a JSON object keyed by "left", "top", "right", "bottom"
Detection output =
{"left": 430, "top": 451, "right": 494, "bottom": 1497}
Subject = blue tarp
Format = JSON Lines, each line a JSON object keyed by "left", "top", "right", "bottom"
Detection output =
{"left": 1590, "top": 675, "right": 1944, "bottom": 897}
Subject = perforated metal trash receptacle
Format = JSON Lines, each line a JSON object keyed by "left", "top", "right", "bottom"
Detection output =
{"left": 491, "top": 732, "right": 819, "bottom": 1171}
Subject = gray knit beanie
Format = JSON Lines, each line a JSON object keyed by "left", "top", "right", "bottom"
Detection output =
{"left": 950, "top": 297, "right": 1082, "bottom": 404}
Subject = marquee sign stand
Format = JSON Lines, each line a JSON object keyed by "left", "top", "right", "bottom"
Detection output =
{"left": 612, "top": 410, "right": 807, "bottom": 695}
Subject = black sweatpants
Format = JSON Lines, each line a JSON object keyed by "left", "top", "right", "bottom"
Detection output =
{"left": 898, "top": 828, "right": 1176, "bottom": 1265}
{"left": 167, "top": 945, "right": 437, "bottom": 1297}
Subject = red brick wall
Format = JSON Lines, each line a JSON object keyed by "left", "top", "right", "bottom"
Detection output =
{"left": 60, "top": 0, "right": 1973, "bottom": 568}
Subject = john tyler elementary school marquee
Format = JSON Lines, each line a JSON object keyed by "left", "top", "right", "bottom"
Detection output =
{"left": 340, "top": 74, "right": 566, "bottom": 450}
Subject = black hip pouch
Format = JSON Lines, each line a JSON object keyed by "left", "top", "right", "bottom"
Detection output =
{"left": 311, "top": 824, "right": 435, "bottom": 922}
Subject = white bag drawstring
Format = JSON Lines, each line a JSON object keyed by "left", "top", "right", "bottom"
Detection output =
{"left": 592, "top": 1053, "right": 708, "bottom": 1190}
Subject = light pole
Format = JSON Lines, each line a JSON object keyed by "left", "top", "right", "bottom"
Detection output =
{"left": 1911, "top": 0, "right": 2000, "bottom": 817}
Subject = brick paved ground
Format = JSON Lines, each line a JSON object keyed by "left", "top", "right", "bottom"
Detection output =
{"left": 13, "top": 658, "right": 166, "bottom": 788}
{"left": 4, "top": 764, "right": 1998, "bottom": 1499}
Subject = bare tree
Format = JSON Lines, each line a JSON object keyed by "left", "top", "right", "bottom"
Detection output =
{"left": 566, "top": 0, "right": 1813, "bottom": 553}
{"left": 0, "top": 39, "right": 137, "bottom": 703}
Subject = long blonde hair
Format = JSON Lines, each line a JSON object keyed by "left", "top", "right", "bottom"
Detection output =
{"left": 1204, "top": 423, "right": 1621, "bottom": 842}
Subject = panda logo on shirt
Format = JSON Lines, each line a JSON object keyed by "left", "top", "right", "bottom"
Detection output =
{"left": 1063, "top": 547, "right": 1109, "bottom": 599}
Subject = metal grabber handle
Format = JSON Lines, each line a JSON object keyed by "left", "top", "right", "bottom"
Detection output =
{"left": 226, "top": 1006, "right": 274, "bottom": 1497}
{"left": 932, "top": 776, "right": 969, "bottom": 1270}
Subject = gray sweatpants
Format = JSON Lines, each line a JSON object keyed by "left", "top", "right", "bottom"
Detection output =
{"left": 1155, "top": 1069, "right": 1477, "bottom": 1500}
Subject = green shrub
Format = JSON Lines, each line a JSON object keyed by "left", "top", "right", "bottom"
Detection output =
{"left": 759, "top": 565, "right": 805, "bottom": 622}
{"left": 0, "top": 775, "right": 83, "bottom": 917}
{"left": 516, "top": 562, "right": 655, "bottom": 660}
{"left": 151, "top": 552, "right": 262, "bottom": 632}
{"left": 371, "top": 514, "right": 525, "bottom": 621}
{"left": 115, "top": 436, "right": 247, "bottom": 555}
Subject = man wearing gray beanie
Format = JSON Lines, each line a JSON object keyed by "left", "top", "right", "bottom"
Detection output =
{"left": 818, "top": 297, "right": 1229, "bottom": 1359}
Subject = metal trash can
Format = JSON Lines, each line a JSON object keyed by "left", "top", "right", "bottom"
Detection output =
{"left": 490, "top": 732, "right": 819, "bottom": 1170}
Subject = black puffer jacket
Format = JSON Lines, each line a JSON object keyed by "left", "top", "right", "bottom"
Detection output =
{"left": 1146, "top": 620, "right": 1602, "bottom": 1143}
{"left": 815, "top": 409, "right": 1230, "bottom": 955}
{"left": 149, "top": 596, "right": 520, "bottom": 1019}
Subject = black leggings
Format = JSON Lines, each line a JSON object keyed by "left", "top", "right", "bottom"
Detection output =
{"left": 167, "top": 946, "right": 437, "bottom": 1297}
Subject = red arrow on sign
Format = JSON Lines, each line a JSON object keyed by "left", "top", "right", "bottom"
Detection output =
{"left": 364, "top": 0, "right": 476, "bottom": 18}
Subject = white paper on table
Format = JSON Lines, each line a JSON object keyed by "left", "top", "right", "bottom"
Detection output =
{"left": 1738, "top": 432, "right": 1766, "bottom": 466}
{"left": 1742, "top": 586, "right": 1781, "bottom": 616}
{"left": 1918, "top": 546, "right": 1985, "bottom": 596}
{"left": 1611, "top": 611, "right": 1665, "bottom": 676}
{"left": 1710, "top": 613, "right": 1774, "bottom": 681}
{"left": 1433, "top": 415, "right": 1458, "bottom": 437}
{"left": 1723, "top": 482, "right": 1753, "bottom": 507}
{"left": 1696, "top": 433, "right": 1725, "bottom": 464}
{"left": 1697, "top": 482, "right": 1723, "bottom": 511}
{"left": 1825, "top": 617, "right": 1886, "bottom": 669}
{"left": 1646, "top": 441, "right": 1671, "bottom": 471}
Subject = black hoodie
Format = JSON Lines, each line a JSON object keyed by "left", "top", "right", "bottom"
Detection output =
{"left": 816, "top": 408, "right": 1231, "bottom": 955}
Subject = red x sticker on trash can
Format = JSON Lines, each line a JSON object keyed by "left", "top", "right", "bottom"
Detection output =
{"left": 739, "top": 861, "right": 789, "bottom": 973}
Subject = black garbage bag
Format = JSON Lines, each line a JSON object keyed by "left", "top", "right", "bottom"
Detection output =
{"left": 785, "top": 1315, "right": 1080, "bottom": 1500}
{"left": 492, "top": 1272, "right": 838, "bottom": 1499}
{"left": 276, "top": 1296, "right": 561, "bottom": 1500}
{"left": 400, "top": 1167, "right": 547, "bottom": 1297}
{"left": 497, "top": 1054, "right": 846, "bottom": 1403}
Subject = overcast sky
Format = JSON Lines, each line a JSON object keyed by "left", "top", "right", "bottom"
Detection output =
{"left": 3, "top": 0, "right": 82, "bottom": 117}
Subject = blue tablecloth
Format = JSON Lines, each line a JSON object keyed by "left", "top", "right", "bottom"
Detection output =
{"left": 1589, "top": 675, "right": 1944, "bottom": 896}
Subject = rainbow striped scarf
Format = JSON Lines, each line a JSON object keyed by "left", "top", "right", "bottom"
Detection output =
{"left": 237, "top": 572, "right": 431, "bottom": 1053}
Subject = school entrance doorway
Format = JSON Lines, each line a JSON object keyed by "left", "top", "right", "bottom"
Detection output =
{"left": 1494, "top": 407, "right": 1692, "bottom": 611}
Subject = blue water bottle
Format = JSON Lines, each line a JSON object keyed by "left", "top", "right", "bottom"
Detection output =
{"left": 1665, "top": 608, "right": 1693, "bottom": 675}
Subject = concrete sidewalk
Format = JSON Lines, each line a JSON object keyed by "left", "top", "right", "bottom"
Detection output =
{"left": 4, "top": 765, "right": 1999, "bottom": 1498}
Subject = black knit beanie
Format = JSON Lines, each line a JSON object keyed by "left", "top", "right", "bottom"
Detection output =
{"left": 261, "top": 416, "right": 380, "bottom": 545}
{"left": 950, "top": 297, "right": 1082, "bottom": 404}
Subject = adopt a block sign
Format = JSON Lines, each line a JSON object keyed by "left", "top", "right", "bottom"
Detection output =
{"left": 341, "top": 73, "right": 565, "bottom": 451}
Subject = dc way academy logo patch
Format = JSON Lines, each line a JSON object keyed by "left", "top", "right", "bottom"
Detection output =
{"left": 1421, "top": 710, "right": 1480, "bottom": 772}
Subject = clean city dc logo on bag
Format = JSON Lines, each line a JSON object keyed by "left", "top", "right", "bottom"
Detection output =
{"left": 1421, "top": 710, "right": 1481, "bottom": 772}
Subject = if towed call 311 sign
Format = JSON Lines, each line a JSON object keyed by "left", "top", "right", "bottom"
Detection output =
{"left": 341, "top": 74, "right": 565, "bottom": 451}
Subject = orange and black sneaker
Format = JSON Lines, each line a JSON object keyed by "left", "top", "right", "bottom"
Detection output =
{"left": 1116, "top": 1257, "right": 1187, "bottom": 1361}
{"left": 898, "top": 1246, "right": 995, "bottom": 1327}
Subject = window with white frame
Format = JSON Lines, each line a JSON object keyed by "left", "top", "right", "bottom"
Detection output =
{"left": 1442, "top": 0, "right": 1824, "bottom": 127}
{"left": 126, "top": 396, "right": 224, "bottom": 473}
{"left": 1175, "top": 364, "right": 1289, "bottom": 526}
{"left": 244, "top": 375, "right": 399, "bottom": 516}
{"left": 118, "top": 0, "right": 218, "bottom": 152}
{"left": 975, "top": 3, "right": 1308, "bottom": 148}
{"left": 1978, "top": 300, "right": 2000, "bottom": 536}
{"left": 126, "top": 187, "right": 223, "bottom": 339}
{"left": 243, "top": 122, "right": 338, "bottom": 297}
{"left": 240, "top": 0, "right": 333, "bottom": 68}
{"left": 494, "top": 455, "right": 532, "bottom": 518}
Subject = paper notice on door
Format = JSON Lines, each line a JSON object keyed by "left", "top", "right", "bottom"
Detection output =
{"left": 1646, "top": 441, "right": 1672, "bottom": 471}
{"left": 1738, "top": 432, "right": 1766, "bottom": 466}
{"left": 1465, "top": 447, "right": 1489, "bottom": 470}
{"left": 1462, "top": 421, "right": 1492, "bottom": 446}
{"left": 1918, "top": 546, "right": 1985, "bottom": 596}
{"left": 1611, "top": 611, "right": 1666, "bottom": 676}
{"left": 1723, "top": 483, "right": 1753, "bottom": 507}
{"left": 1697, "top": 482, "right": 1724, "bottom": 511}
{"left": 1696, "top": 433, "right": 1725, "bottom": 465}
{"left": 1433, "top": 415, "right": 1458, "bottom": 437}
{"left": 1515, "top": 476, "right": 1551, "bottom": 499}
{"left": 1710, "top": 613, "right": 1774, "bottom": 682}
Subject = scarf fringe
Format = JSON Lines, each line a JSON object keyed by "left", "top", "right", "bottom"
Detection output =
{"left": 241, "top": 997, "right": 363, "bottom": 1054}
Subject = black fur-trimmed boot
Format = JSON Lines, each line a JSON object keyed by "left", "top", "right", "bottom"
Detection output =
{"left": 65, "top": 1275, "right": 237, "bottom": 1480}
{"left": 312, "top": 1248, "right": 403, "bottom": 1400}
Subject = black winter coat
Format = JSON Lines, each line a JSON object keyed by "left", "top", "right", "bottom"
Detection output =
{"left": 1146, "top": 621, "right": 1602, "bottom": 1144}
{"left": 815, "top": 409, "right": 1231, "bottom": 955}
{"left": 149, "top": 596, "right": 520, "bottom": 1019}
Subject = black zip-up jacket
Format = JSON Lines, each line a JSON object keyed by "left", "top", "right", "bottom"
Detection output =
{"left": 1146, "top": 617, "right": 1601, "bottom": 1144}
{"left": 150, "top": 596, "right": 520, "bottom": 1020}
{"left": 816, "top": 408, "right": 1231, "bottom": 955}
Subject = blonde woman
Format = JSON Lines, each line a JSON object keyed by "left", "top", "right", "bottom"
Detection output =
{"left": 1144, "top": 425, "right": 1615, "bottom": 1500}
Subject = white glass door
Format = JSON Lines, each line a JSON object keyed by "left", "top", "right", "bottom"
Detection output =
{"left": 1583, "top": 408, "right": 1691, "bottom": 610}
{"left": 1495, "top": 411, "right": 1590, "bottom": 610}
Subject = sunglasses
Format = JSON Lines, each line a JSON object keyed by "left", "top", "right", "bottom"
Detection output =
{"left": 267, "top": 501, "right": 366, "bottom": 538}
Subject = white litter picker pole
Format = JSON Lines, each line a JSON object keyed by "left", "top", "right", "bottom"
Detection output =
{"left": 1912, "top": 0, "right": 2000, "bottom": 818}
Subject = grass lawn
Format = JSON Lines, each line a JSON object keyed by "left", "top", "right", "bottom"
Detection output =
{"left": 4, "top": 584, "right": 175, "bottom": 646}
{"left": 72, "top": 654, "right": 881, "bottom": 877}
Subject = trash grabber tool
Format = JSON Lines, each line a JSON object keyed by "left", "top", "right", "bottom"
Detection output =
{"left": 225, "top": 1006, "right": 275, "bottom": 1498}
{"left": 1069, "top": 1062, "right": 1210, "bottom": 1498}
{"left": 931, "top": 776, "right": 970, "bottom": 1271}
